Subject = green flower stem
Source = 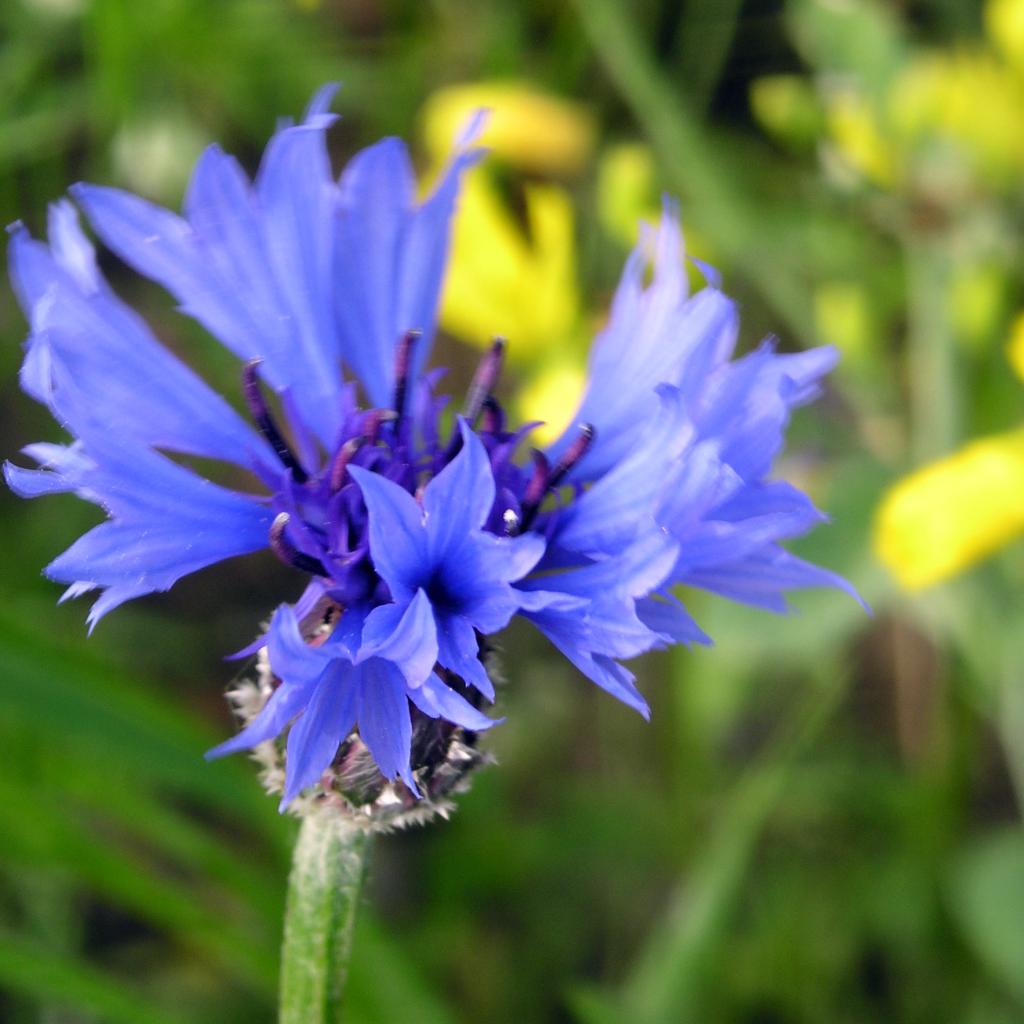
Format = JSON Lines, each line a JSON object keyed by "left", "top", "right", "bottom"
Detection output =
{"left": 904, "top": 229, "right": 958, "bottom": 464}
{"left": 279, "top": 815, "right": 371, "bottom": 1024}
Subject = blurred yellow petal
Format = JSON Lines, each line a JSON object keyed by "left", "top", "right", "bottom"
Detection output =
{"left": 987, "top": 0, "right": 1024, "bottom": 72}
{"left": 874, "top": 430, "right": 1024, "bottom": 589}
{"left": 890, "top": 50, "right": 1024, "bottom": 184}
{"left": 826, "top": 90, "right": 897, "bottom": 187}
{"left": 420, "top": 82, "right": 596, "bottom": 176}
{"left": 596, "top": 142, "right": 659, "bottom": 248}
{"left": 1005, "top": 313, "right": 1024, "bottom": 382}
{"left": 440, "top": 173, "right": 580, "bottom": 357}
{"left": 516, "top": 361, "right": 588, "bottom": 446}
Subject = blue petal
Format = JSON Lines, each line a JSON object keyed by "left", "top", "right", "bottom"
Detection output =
{"left": 693, "top": 342, "right": 838, "bottom": 482}
{"left": 335, "top": 138, "right": 416, "bottom": 406}
{"left": 431, "top": 531, "right": 545, "bottom": 614}
{"left": 456, "top": 535, "right": 546, "bottom": 631}
{"left": 48, "top": 200, "right": 101, "bottom": 291}
{"left": 524, "top": 602, "right": 651, "bottom": 719}
{"left": 713, "top": 480, "right": 825, "bottom": 531}
{"left": 354, "top": 659, "right": 417, "bottom": 793}
{"left": 5, "top": 442, "right": 94, "bottom": 499}
{"left": 7, "top": 219, "right": 269, "bottom": 467}
{"left": 772, "top": 347, "right": 839, "bottom": 405}
{"left": 45, "top": 512, "right": 267, "bottom": 593}
{"left": 347, "top": 464, "right": 428, "bottom": 597}
{"left": 72, "top": 97, "right": 345, "bottom": 447}
{"left": 655, "top": 440, "right": 738, "bottom": 533}
{"left": 254, "top": 112, "right": 341, "bottom": 442}
{"left": 35, "top": 426, "right": 272, "bottom": 622}
{"left": 669, "top": 482, "right": 828, "bottom": 574}
{"left": 434, "top": 613, "right": 494, "bottom": 699}
{"left": 555, "top": 385, "right": 689, "bottom": 555}
{"left": 304, "top": 82, "right": 341, "bottom": 119}
{"left": 423, "top": 420, "right": 495, "bottom": 558}
{"left": 83, "top": 582, "right": 160, "bottom": 632}
{"left": 502, "top": 531, "right": 548, "bottom": 580}
{"left": 206, "top": 676, "right": 315, "bottom": 760}
{"left": 636, "top": 594, "right": 712, "bottom": 647}
{"left": 210, "top": 600, "right": 354, "bottom": 772}
{"left": 334, "top": 129, "right": 483, "bottom": 405}
{"left": 4, "top": 459, "right": 74, "bottom": 497}
{"left": 281, "top": 661, "right": 358, "bottom": 808}
{"left": 408, "top": 672, "right": 499, "bottom": 731}
{"left": 394, "top": 132, "right": 484, "bottom": 384}
{"left": 43, "top": 404, "right": 266, "bottom": 521}
{"left": 360, "top": 589, "right": 439, "bottom": 687}
{"left": 549, "top": 207, "right": 738, "bottom": 481}
{"left": 521, "top": 532, "right": 679, "bottom": 663}
{"left": 532, "top": 529, "right": 680, "bottom": 603}
{"left": 266, "top": 603, "right": 338, "bottom": 687}
{"left": 586, "top": 655, "right": 651, "bottom": 719}
{"left": 679, "top": 546, "right": 868, "bottom": 613}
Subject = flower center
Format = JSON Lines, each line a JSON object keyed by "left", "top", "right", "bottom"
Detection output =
{"left": 243, "top": 333, "right": 593, "bottom": 607}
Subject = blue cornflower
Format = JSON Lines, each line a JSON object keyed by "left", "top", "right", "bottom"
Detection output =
{"left": 5, "top": 88, "right": 861, "bottom": 812}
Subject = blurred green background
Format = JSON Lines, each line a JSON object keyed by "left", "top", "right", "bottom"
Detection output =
{"left": 3, "top": 0, "right": 1024, "bottom": 1021}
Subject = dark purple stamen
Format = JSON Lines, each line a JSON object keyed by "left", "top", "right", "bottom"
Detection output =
{"left": 522, "top": 450, "right": 550, "bottom": 509}
{"left": 363, "top": 408, "right": 395, "bottom": 442}
{"left": 329, "top": 437, "right": 365, "bottom": 492}
{"left": 392, "top": 329, "right": 421, "bottom": 428}
{"left": 517, "top": 450, "right": 551, "bottom": 533}
{"left": 546, "top": 423, "right": 595, "bottom": 491}
{"left": 517, "top": 424, "right": 595, "bottom": 532}
{"left": 242, "top": 360, "right": 308, "bottom": 484}
{"left": 479, "top": 396, "right": 505, "bottom": 435}
{"left": 464, "top": 336, "right": 506, "bottom": 421}
{"left": 269, "top": 512, "right": 329, "bottom": 577}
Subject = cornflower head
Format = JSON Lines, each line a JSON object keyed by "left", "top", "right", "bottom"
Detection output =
{"left": 5, "top": 87, "right": 862, "bottom": 828}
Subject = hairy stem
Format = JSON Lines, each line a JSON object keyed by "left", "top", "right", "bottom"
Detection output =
{"left": 279, "top": 815, "right": 371, "bottom": 1024}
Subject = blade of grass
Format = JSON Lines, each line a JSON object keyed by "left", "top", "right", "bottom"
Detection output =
{"left": 0, "top": 929, "right": 192, "bottom": 1024}
{"left": 0, "top": 770, "right": 278, "bottom": 994}
{"left": 572, "top": 0, "right": 815, "bottom": 341}
{"left": 0, "top": 604, "right": 288, "bottom": 845}
{"left": 674, "top": 0, "right": 744, "bottom": 114}
{"left": 570, "top": 660, "right": 847, "bottom": 1023}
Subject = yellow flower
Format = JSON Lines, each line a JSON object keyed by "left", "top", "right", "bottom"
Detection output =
{"left": 987, "top": 0, "right": 1024, "bottom": 73}
{"left": 825, "top": 89, "right": 900, "bottom": 188}
{"left": 874, "top": 430, "right": 1024, "bottom": 589}
{"left": 420, "top": 81, "right": 596, "bottom": 176}
{"left": 815, "top": 0, "right": 1024, "bottom": 192}
{"left": 516, "top": 359, "right": 588, "bottom": 447}
{"left": 419, "top": 83, "right": 596, "bottom": 434}
{"left": 439, "top": 173, "right": 581, "bottom": 360}
{"left": 419, "top": 82, "right": 593, "bottom": 361}
{"left": 890, "top": 49, "right": 1024, "bottom": 186}
{"left": 875, "top": 313, "right": 1024, "bottom": 588}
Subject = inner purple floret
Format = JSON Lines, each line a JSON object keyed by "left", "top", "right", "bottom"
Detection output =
{"left": 241, "top": 329, "right": 593, "bottom": 609}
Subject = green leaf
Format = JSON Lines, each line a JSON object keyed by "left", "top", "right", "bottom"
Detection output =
{"left": 0, "top": 930, "right": 191, "bottom": 1024}
{"left": 949, "top": 829, "right": 1024, "bottom": 1005}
